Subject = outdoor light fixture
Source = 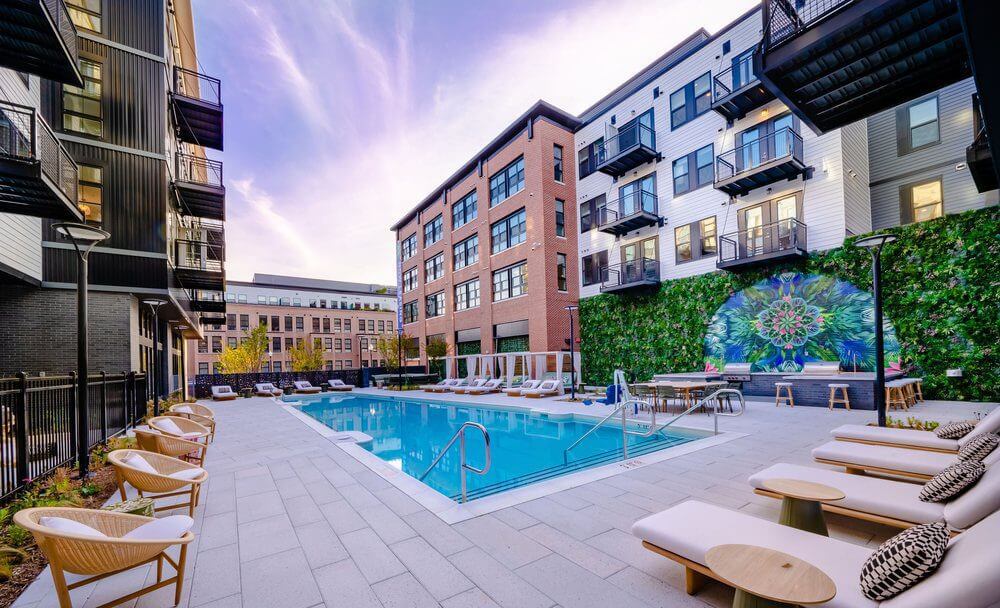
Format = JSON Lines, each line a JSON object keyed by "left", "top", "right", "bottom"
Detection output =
{"left": 142, "top": 299, "right": 168, "bottom": 417}
{"left": 53, "top": 222, "right": 110, "bottom": 479}
{"left": 854, "top": 232, "right": 898, "bottom": 427}
{"left": 564, "top": 305, "right": 579, "bottom": 401}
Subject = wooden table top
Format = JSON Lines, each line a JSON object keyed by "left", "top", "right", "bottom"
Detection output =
{"left": 706, "top": 544, "right": 836, "bottom": 605}
{"left": 635, "top": 381, "right": 727, "bottom": 389}
{"left": 761, "top": 478, "right": 846, "bottom": 502}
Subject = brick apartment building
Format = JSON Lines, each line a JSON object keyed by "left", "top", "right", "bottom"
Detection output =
{"left": 187, "top": 274, "right": 396, "bottom": 376}
{"left": 390, "top": 102, "right": 581, "bottom": 365}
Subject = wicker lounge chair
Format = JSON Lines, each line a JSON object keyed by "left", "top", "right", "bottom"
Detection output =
{"left": 108, "top": 450, "right": 208, "bottom": 516}
{"left": 293, "top": 380, "right": 321, "bottom": 394}
{"left": 504, "top": 379, "right": 539, "bottom": 397}
{"left": 465, "top": 378, "right": 505, "bottom": 395}
{"left": 254, "top": 382, "right": 283, "bottom": 397}
{"left": 134, "top": 427, "right": 207, "bottom": 466}
{"left": 521, "top": 379, "right": 562, "bottom": 398}
{"left": 421, "top": 378, "right": 461, "bottom": 392}
{"left": 810, "top": 440, "right": 998, "bottom": 481}
{"left": 327, "top": 379, "right": 354, "bottom": 391}
{"left": 168, "top": 404, "right": 216, "bottom": 442}
{"left": 452, "top": 378, "right": 488, "bottom": 394}
{"left": 830, "top": 407, "right": 1000, "bottom": 453}
{"left": 148, "top": 416, "right": 210, "bottom": 445}
{"left": 210, "top": 385, "right": 237, "bottom": 401}
{"left": 14, "top": 507, "right": 194, "bottom": 608}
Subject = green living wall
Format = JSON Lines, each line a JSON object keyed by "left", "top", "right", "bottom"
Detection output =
{"left": 579, "top": 206, "right": 1000, "bottom": 402}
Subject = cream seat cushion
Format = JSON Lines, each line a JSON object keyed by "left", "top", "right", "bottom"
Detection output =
{"left": 123, "top": 452, "right": 157, "bottom": 474}
{"left": 959, "top": 407, "right": 1000, "bottom": 446}
{"left": 39, "top": 517, "right": 106, "bottom": 538}
{"left": 168, "top": 467, "right": 206, "bottom": 481}
{"left": 748, "top": 463, "right": 944, "bottom": 526}
{"left": 943, "top": 459, "right": 1000, "bottom": 531}
{"left": 122, "top": 515, "right": 193, "bottom": 540}
{"left": 155, "top": 418, "right": 185, "bottom": 436}
{"left": 830, "top": 425, "right": 958, "bottom": 451}
{"left": 632, "top": 500, "right": 876, "bottom": 608}
{"left": 812, "top": 441, "right": 956, "bottom": 476}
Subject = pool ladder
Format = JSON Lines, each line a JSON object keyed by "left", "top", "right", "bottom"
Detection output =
{"left": 419, "top": 421, "right": 492, "bottom": 504}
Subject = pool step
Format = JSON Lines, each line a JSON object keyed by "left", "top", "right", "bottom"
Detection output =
{"left": 453, "top": 435, "right": 688, "bottom": 502}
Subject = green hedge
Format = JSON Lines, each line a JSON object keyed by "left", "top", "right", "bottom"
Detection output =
{"left": 579, "top": 206, "right": 1000, "bottom": 402}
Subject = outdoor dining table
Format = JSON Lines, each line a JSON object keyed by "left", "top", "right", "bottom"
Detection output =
{"left": 633, "top": 380, "right": 727, "bottom": 411}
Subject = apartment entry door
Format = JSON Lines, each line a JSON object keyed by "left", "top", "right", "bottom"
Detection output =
{"left": 737, "top": 194, "right": 800, "bottom": 259}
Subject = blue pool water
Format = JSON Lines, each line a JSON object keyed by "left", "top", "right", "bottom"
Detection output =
{"left": 295, "top": 394, "right": 706, "bottom": 502}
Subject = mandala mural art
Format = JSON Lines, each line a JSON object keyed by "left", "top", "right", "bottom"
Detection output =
{"left": 704, "top": 273, "right": 901, "bottom": 373}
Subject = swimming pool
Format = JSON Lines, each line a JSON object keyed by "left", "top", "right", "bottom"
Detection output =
{"left": 294, "top": 394, "right": 707, "bottom": 502}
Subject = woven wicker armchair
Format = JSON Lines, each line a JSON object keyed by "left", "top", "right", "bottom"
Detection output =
{"left": 13, "top": 507, "right": 193, "bottom": 608}
{"left": 148, "top": 415, "right": 210, "bottom": 445}
{"left": 169, "top": 403, "right": 215, "bottom": 419}
{"left": 134, "top": 428, "right": 207, "bottom": 466}
{"left": 165, "top": 409, "right": 216, "bottom": 442}
{"left": 109, "top": 450, "right": 208, "bottom": 516}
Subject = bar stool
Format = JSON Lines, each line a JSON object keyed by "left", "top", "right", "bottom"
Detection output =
{"left": 912, "top": 377, "right": 925, "bottom": 402}
{"left": 885, "top": 380, "right": 909, "bottom": 411}
{"left": 775, "top": 382, "right": 794, "bottom": 408}
{"left": 827, "top": 383, "right": 850, "bottom": 410}
{"left": 901, "top": 379, "right": 918, "bottom": 408}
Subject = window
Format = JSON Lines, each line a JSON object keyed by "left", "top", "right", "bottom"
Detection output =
{"left": 211, "top": 336, "right": 222, "bottom": 353}
{"left": 673, "top": 144, "right": 714, "bottom": 195}
{"left": 239, "top": 314, "right": 249, "bottom": 330}
{"left": 578, "top": 138, "right": 604, "bottom": 180}
{"left": 669, "top": 72, "right": 711, "bottom": 129}
{"left": 556, "top": 253, "right": 567, "bottom": 292}
{"left": 238, "top": 294, "right": 247, "bottom": 304}
{"left": 198, "top": 363, "right": 208, "bottom": 375}
{"left": 269, "top": 296, "right": 279, "bottom": 305}
{"left": 66, "top": 0, "right": 101, "bottom": 32}
{"left": 676, "top": 216, "right": 718, "bottom": 262}
{"left": 387, "top": 321, "right": 393, "bottom": 332}
{"left": 402, "top": 267, "right": 418, "bottom": 292}
{"left": 258, "top": 296, "right": 266, "bottom": 304}
{"left": 424, "top": 253, "right": 444, "bottom": 282}
{"left": 489, "top": 156, "right": 525, "bottom": 206}
{"left": 274, "top": 361, "right": 282, "bottom": 372}
{"left": 453, "top": 235, "right": 479, "bottom": 269}
{"left": 452, "top": 191, "right": 478, "bottom": 229}
{"left": 491, "top": 208, "right": 527, "bottom": 254}
{"left": 77, "top": 165, "right": 103, "bottom": 223}
{"left": 700, "top": 217, "right": 717, "bottom": 256}
{"left": 425, "top": 292, "right": 445, "bottom": 318}
{"left": 225, "top": 292, "right": 235, "bottom": 302}
{"left": 324, "top": 338, "right": 333, "bottom": 351}
{"left": 322, "top": 318, "right": 331, "bottom": 333}
{"left": 226, "top": 314, "right": 236, "bottom": 331}
{"left": 455, "top": 279, "right": 480, "bottom": 311}
{"left": 902, "top": 178, "right": 943, "bottom": 224}
{"left": 334, "top": 318, "right": 342, "bottom": 332}
{"left": 284, "top": 316, "right": 292, "bottom": 331}
{"left": 295, "top": 316, "right": 304, "bottom": 331}
{"left": 312, "top": 317, "right": 320, "bottom": 332}
{"left": 618, "top": 174, "right": 657, "bottom": 215}
{"left": 400, "top": 233, "right": 417, "bottom": 260}
{"left": 378, "top": 320, "right": 385, "bottom": 332}
{"left": 63, "top": 60, "right": 102, "bottom": 136}
{"left": 582, "top": 251, "right": 609, "bottom": 286}
{"left": 492, "top": 262, "right": 527, "bottom": 301}
{"left": 345, "top": 319, "right": 351, "bottom": 332}
{"left": 403, "top": 300, "right": 418, "bottom": 324}
{"left": 270, "top": 316, "right": 279, "bottom": 331}
{"left": 579, "top": 195, "right": 606, "bottom": 232}
{"left": 899, "top": 96, "right": 939, "bottom": 154}
{"left": 555, "top": 200, "right": 565, "bottom": 237}
{"left": 272, "top": 337, "right": 281, "bottom": 352}
{"left": 345, "top": 338, "right": 352, "bottom": 352}
{"left": 285, "top": 337, "right": 293, "bottom": 350}
{"left": 334, "top": 338, "right": 342, "bottom": 351}
{"left": 227, "top": 337, "right": 237, "bottom": 349}
{"left": 423, "top": 214, "right": 443, "bottom": 246}
{"left": 293, "top": 298, "right": 301, "bottom": 306}
{"left": 197, "top": 340, "right": 207, "bottom": 354}
{"left": 258, "top": 315, "right": 267, "bottom": 327}
{"left": 675, "top": 225, "right": 692, "bottom": 262}
{"left": 553, "top": 145, "right": 564, "bottom": 182}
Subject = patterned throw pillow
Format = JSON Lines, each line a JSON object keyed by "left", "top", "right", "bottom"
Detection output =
{"left": 919, "top": 461, "right": 985, "bottom": 502}
{"left": 935, "top": 421, "right": 976, "bottom": 439}
{"left": 957, "top": 433, "right": 999, "bottom": 462}
{"left": 859, "top": 522, "right": 950, "bottom": 601}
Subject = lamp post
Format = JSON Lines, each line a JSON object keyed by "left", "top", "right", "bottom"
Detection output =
{"left": 175, "top": 325, "right": 188, "bottom": 400}
{"left": 142, "top": 299, "right": 167, "bottom": 417}
{"left": 854, "top": 233, "right": 897, "bottom": 427}
{"left": 53, "top": 222, "right": 110, "bottom": 479}
{"left": 564, "top": 305, "right": 579, "bottom": 401}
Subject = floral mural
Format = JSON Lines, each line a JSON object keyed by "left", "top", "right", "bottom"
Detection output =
{"left": 704, "top": 273, "right": 900, "bottom": 373}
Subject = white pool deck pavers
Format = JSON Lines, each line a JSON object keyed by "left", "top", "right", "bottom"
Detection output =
{"left": 13, "top": 390, "right": 996, "bottom": 608}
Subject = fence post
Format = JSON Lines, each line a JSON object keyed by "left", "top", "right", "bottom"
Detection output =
{"left": 14, "top": 372, "right": 29, "bottom": 485}
{"left": 68, "top": 371, "right": 78, "bottom": 463}
{"left": 123, "top": 371, "right": 132, "bottom": 429}
{"left": 100, "top": 371, "right": 108, "bottom": 443}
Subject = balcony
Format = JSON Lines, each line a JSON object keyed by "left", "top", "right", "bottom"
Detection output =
{"left": 711, "top": 50, "right": 775, "bottom": 122}
{"left": 714, "top": 127, "right": 805, "bottom": 196}
{"left": 188, "top": 290, "right": 226, "bottom": 314}
{"left": 594, "top": 121, "right": 658, "bottom": 178}
{"left": 758, "top": 0, "right": 969, "bottom": 134}
{"left": 717, "top": 218, "right": 808, "bottom": 270}
{"left": 0, "top": 101, "right": 81, "bottom": 220}
{"left": 171, "top": 66, "right": 223, "bottom": 150}
{"left": 600, "top": 258, "right": 660, "bottom": 294}
{"left": 597, "top": 191, "right": 660, "bottom": 236}
{"left": 172, "top": 231, "right": 224, "bottom": 291}
{"left": 0, "top": 0, "right": 82, "bottom": 86}
{"left": 967, "top": 98, "right": 997, "bottom": 193}
{"left": 173, "top": 153, "right": 225, "bottom": 220}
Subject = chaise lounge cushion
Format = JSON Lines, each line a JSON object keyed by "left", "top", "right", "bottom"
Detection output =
{"left": 831, "top": 425, "right": 958, "bottom": 451}
{"left": 632, "top": 500, "right": 877, "bottom": 608}
{"left": 812, "top": 441, "right": 957, "bottom": 476}
{"left": 919, "top": 462, "right": 985, "bottom": 503}
{"left": 749, "top": 463, "right": 945, "bottom": 526}
{"left": 942, "top": 460, "right": 1000, "bottom": 530}
{"left": 935, "top": 421, "right": 976, "bottom": 439}
{"left": 859, "top": 522, "right": 949, "bottom": 601}
{"left": 957, "top": 433, "right": 999, "bottom": 463}
{"left": 958, "top": 407, "right": 1000, "bottom": 446}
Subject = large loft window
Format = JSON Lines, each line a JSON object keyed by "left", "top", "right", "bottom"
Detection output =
{"left": 579, "top": 195, "right": 606, "bottom": 232}
{"left": 66, "top": 0, "right": 101, "bottom": 33}
{"left": 453, "top": 234, "right": 479, "bottom": 270}
{"left": 63, "top": 60, "right": 103, "bottom": 137}
{"left": 424, "top": 252, "right": 444, "bottom": 283}
{"left": 669, "top": 72, "right": 711, "bottom": 129}
{"left": 672, "top": 144, "right": 714, "bottom": 195}
{"left": 400, "top": 233, "right": 417, "bottom": 260}
{"left": 492, "top": 262, "right": 527, "bottom": 301}
{"left": 553, "top": 145, "right": 564, "bottom": 182}
{"left": 402, "top": 267, "right": 418, "bottom": 292}
{"left": 451, "top": 190, "right": 477, "bottom": 229}
{"left": 489, "top": 156, "right": 525, "bottom": 207}
{"left": 425, "top": 291, "right": 445, "bottom": 318}
{"left": 675, "top": 216, "right": 718, "bottom": 263}
{"left": 582, "top": 251, "right": 608, "bottom": 286}
{"left": 77, "top": 164, "right": 103, "bottom": 224}
{"left": 490, "top": 208, "right": 526, "bottom": 254}
{"left": 423, "top": 214, "right": 443, "bottom": 246}
{"left": 402, "top": 300, "right": 418, "bottom": 324}
{"left": 454, "top": 278, "right": 480, "bottom": 311}
{"left": 901, "top": 178, "right": 943, "bottom": 224}
{"left": 897, "top": 96, "right": 939, "bottom": 155}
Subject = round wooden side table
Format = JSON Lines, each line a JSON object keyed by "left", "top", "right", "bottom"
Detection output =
{"left": 706, "top": 544, "right": 836, "bottom": 608}
{"left": 760, "top": 478, "right": 845, "bottom": 536}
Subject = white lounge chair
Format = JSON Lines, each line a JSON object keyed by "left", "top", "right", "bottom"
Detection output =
{"left": 465, "top": 378, "right": 505, "bottom": 395}
{"left": 632, "top": 500, "right": 1000, "bottom": 608}
{"left": 210, "top": 385, "right": 237, "bottom": 401}
{"left": 504, "top": 379, "right": 540, "bottom": 396}
{"left": 327, "top": 379, "right": 354, "bottom": 391}
{"left": 451, "top": 378, "right": 487, "bottom": 393}
{"left": 521, "top": 379, "right": 562, "bottom": 398}
{"left": 830, "top": 407, "right": 1000, "bottom": 453}
{"left": 812, "top": 440, "right": 1000, "bottom": 481}
{"left": 293, "top": 380, "right": 321, "bottom": 394}
{"left": 749, "top": 461, "right": 1000, "bottom": 532}
{"left": 254, "top": 383, "right": 282, "bottom": 397}
{"left": 421, "top": 378, "right": 461, "bottom": 392}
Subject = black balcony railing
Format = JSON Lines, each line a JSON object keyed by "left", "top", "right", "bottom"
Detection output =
{"left": 594, "top": 121, "right": 657, "bottom": 177}
{"left": 764, "top": 0, "right": 854, "bottom": 50}
{"left": 714, "top": 51, "right": 758, "bottom": 100}
{"left": 601, "top": 257, "right": 660, "bottom": 293}
{"left": 43, "top": 0, "right": 79, "bottom": 67}
{"left": 173, "top": 239, "right": 224, "bottom": 273}
{"left": 173, "top": 66, "right": 222, "bottom": 107}
{"left": 598, "top": 191, "right": 659, "bottom": 235}
{"left": 176, "top": 153, "right": 223, "bottom": 188}
{"left": 717, "top": 128, "right": 803, "bottom": 182}
{"left": 718, "top": 218, "right": 807, "bottom": 269}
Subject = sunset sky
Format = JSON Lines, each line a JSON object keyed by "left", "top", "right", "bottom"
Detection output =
{"left": 193, "top": 0, "right": 756, "bottom": 283}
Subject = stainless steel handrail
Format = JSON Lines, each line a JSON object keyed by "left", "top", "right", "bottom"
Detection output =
{"left": 418, "top": 421, "right": 491, "bottom": 503}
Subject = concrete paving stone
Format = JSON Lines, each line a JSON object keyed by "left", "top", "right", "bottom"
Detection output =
{"left": 203, "top": 487, "right": 236, "bottom": 517}
{"left": 440, "top": 588, "right": 501, "bottom": 608}
{"left": 606, "top": 566, "right": 715, "bottom": 608}
{"left": 577, "top": 503, "right": 645, "bottom": 534}
{"left": 320, "top": 466, "right": 357, "bottom": 488}
{"left": 234, "top": 465, "right": 270, "bottom": 479}
{"left": 189, "top": 543, "right": 241, "bottom": 607}
{"left": 341, "top": 527, "right": 407, "bottom": 584}
{"left": 295, "top": 465, "right": 326, "bottom": 483}
{"left": 514, "top": 553, "right": 648, "bottom": 608}
{"left": 274, "top": 475, "right": 309, "bottom": 499}
{"left": 305, "top": 479, "right": 343, "bottom": 505}
{"left": 198, "top": 511, "right": 238, "bottom": 552}
{"left": 516, "top": 498, "right": 613, "bottom": 541}
{"left": 523, "top": 523, "right": 627, "bottom": 578}
{"left": 359, "top": 503, "right": 418, "bottom": 545}
{"left": 354, "top": 469, "right": 394, "bottom": 492}
{"left": 447, "top": 547, "right": 555, "bottom": 608}
{"left": 339, "top": 482, "right": 382, "bottom": 509}
{"left": 81, "top": 563, "right": 150, "bottom": 608}
{"left": 234, "top": 473, "right": 277, "bottom": 498}
{"left": 295, "top": 520, "right": 350, "bottom": 569}
{"left": 235, "top": 490, "right": 286, "bottom": 524}
{"left": 372, "top": 573, "right": 441, "bottom": 608}
{"left": 284, "top": 493, "right": 325, "bottom": 526}
{"left": 266, "top": 461, "right": 297, "bottom": 479}
{"left": 490, "top": 507, "right": 539, "bottom": 531}
{"left": 402, "top": 510, "right": 473, "bottom": 556}
{"left": 313, "top": 560, "right": 383, "bottom": 608}
{"left": 585, "top": 528, "right": 686, "bottom": 587}
{"left": 175, "top": 592, "right": 239, "bottom": 608}
{"left": 545, "top": 489, "right": 594, "bottom": 511}
{"left": 238, "top": 513, "right": 300, "bottom": 562}
{"left": 319, "top": 498, "right": 368, "bottom": 534}
{"left": 240, "top": 548, "right": 322, "bottom": 608}
{"left": 374, "top": 486, "right": 425, "bottom": 517}
{"left": 390, "top": 536, "right": 473, "bottom": 600}
{"left": 452, "top": 515, "right": 550, "bottom": 570}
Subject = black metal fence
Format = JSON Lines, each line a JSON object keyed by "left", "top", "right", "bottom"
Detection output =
{"left": 193, "top": 366, "right": 429, "bottom": 398}
{"left": 0, "top": 372, "right": 148, "bottom": 502}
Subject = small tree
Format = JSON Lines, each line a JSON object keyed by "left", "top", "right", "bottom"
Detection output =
{"left": 376, "top": 333, "right": 405, "bottom": 372}
{"left": 289, "top": 340, "right": 325, "bottom": 372}
{"left": 425, "top": 338, "right": 450, "bottom": 379}
{"left": 218, "top": 324, "right": 269, "bottom": 374}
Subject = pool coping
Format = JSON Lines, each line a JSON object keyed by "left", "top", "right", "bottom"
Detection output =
{"left": 280, "top": 391, "right": 748, "bottom": 523}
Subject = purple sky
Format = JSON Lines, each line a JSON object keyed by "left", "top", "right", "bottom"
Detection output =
{"left": 192, "top": 0, "right": 756, "bottom": 283}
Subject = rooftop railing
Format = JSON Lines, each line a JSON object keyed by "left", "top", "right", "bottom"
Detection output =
{"left": 715, "top": 127, "right": 803, "bottom": 183}
{"left": 0, "top": 100, "right": 78, "bottom": 204}
{"left": 764, "top": 0, "right": 855, "bottom": 49}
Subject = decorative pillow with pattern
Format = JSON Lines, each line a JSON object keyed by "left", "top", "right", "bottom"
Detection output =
{"left": 935, "top": 421, "right": 976, "bottom": 439}
{"left": 859, "top": 522, "right": 950, "bottom": 601}
{"left": 919, "top": 461, "right": 985, "bottom": 502}
{"left": 957, "top": 433, "right": 999, "bottom": 462}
